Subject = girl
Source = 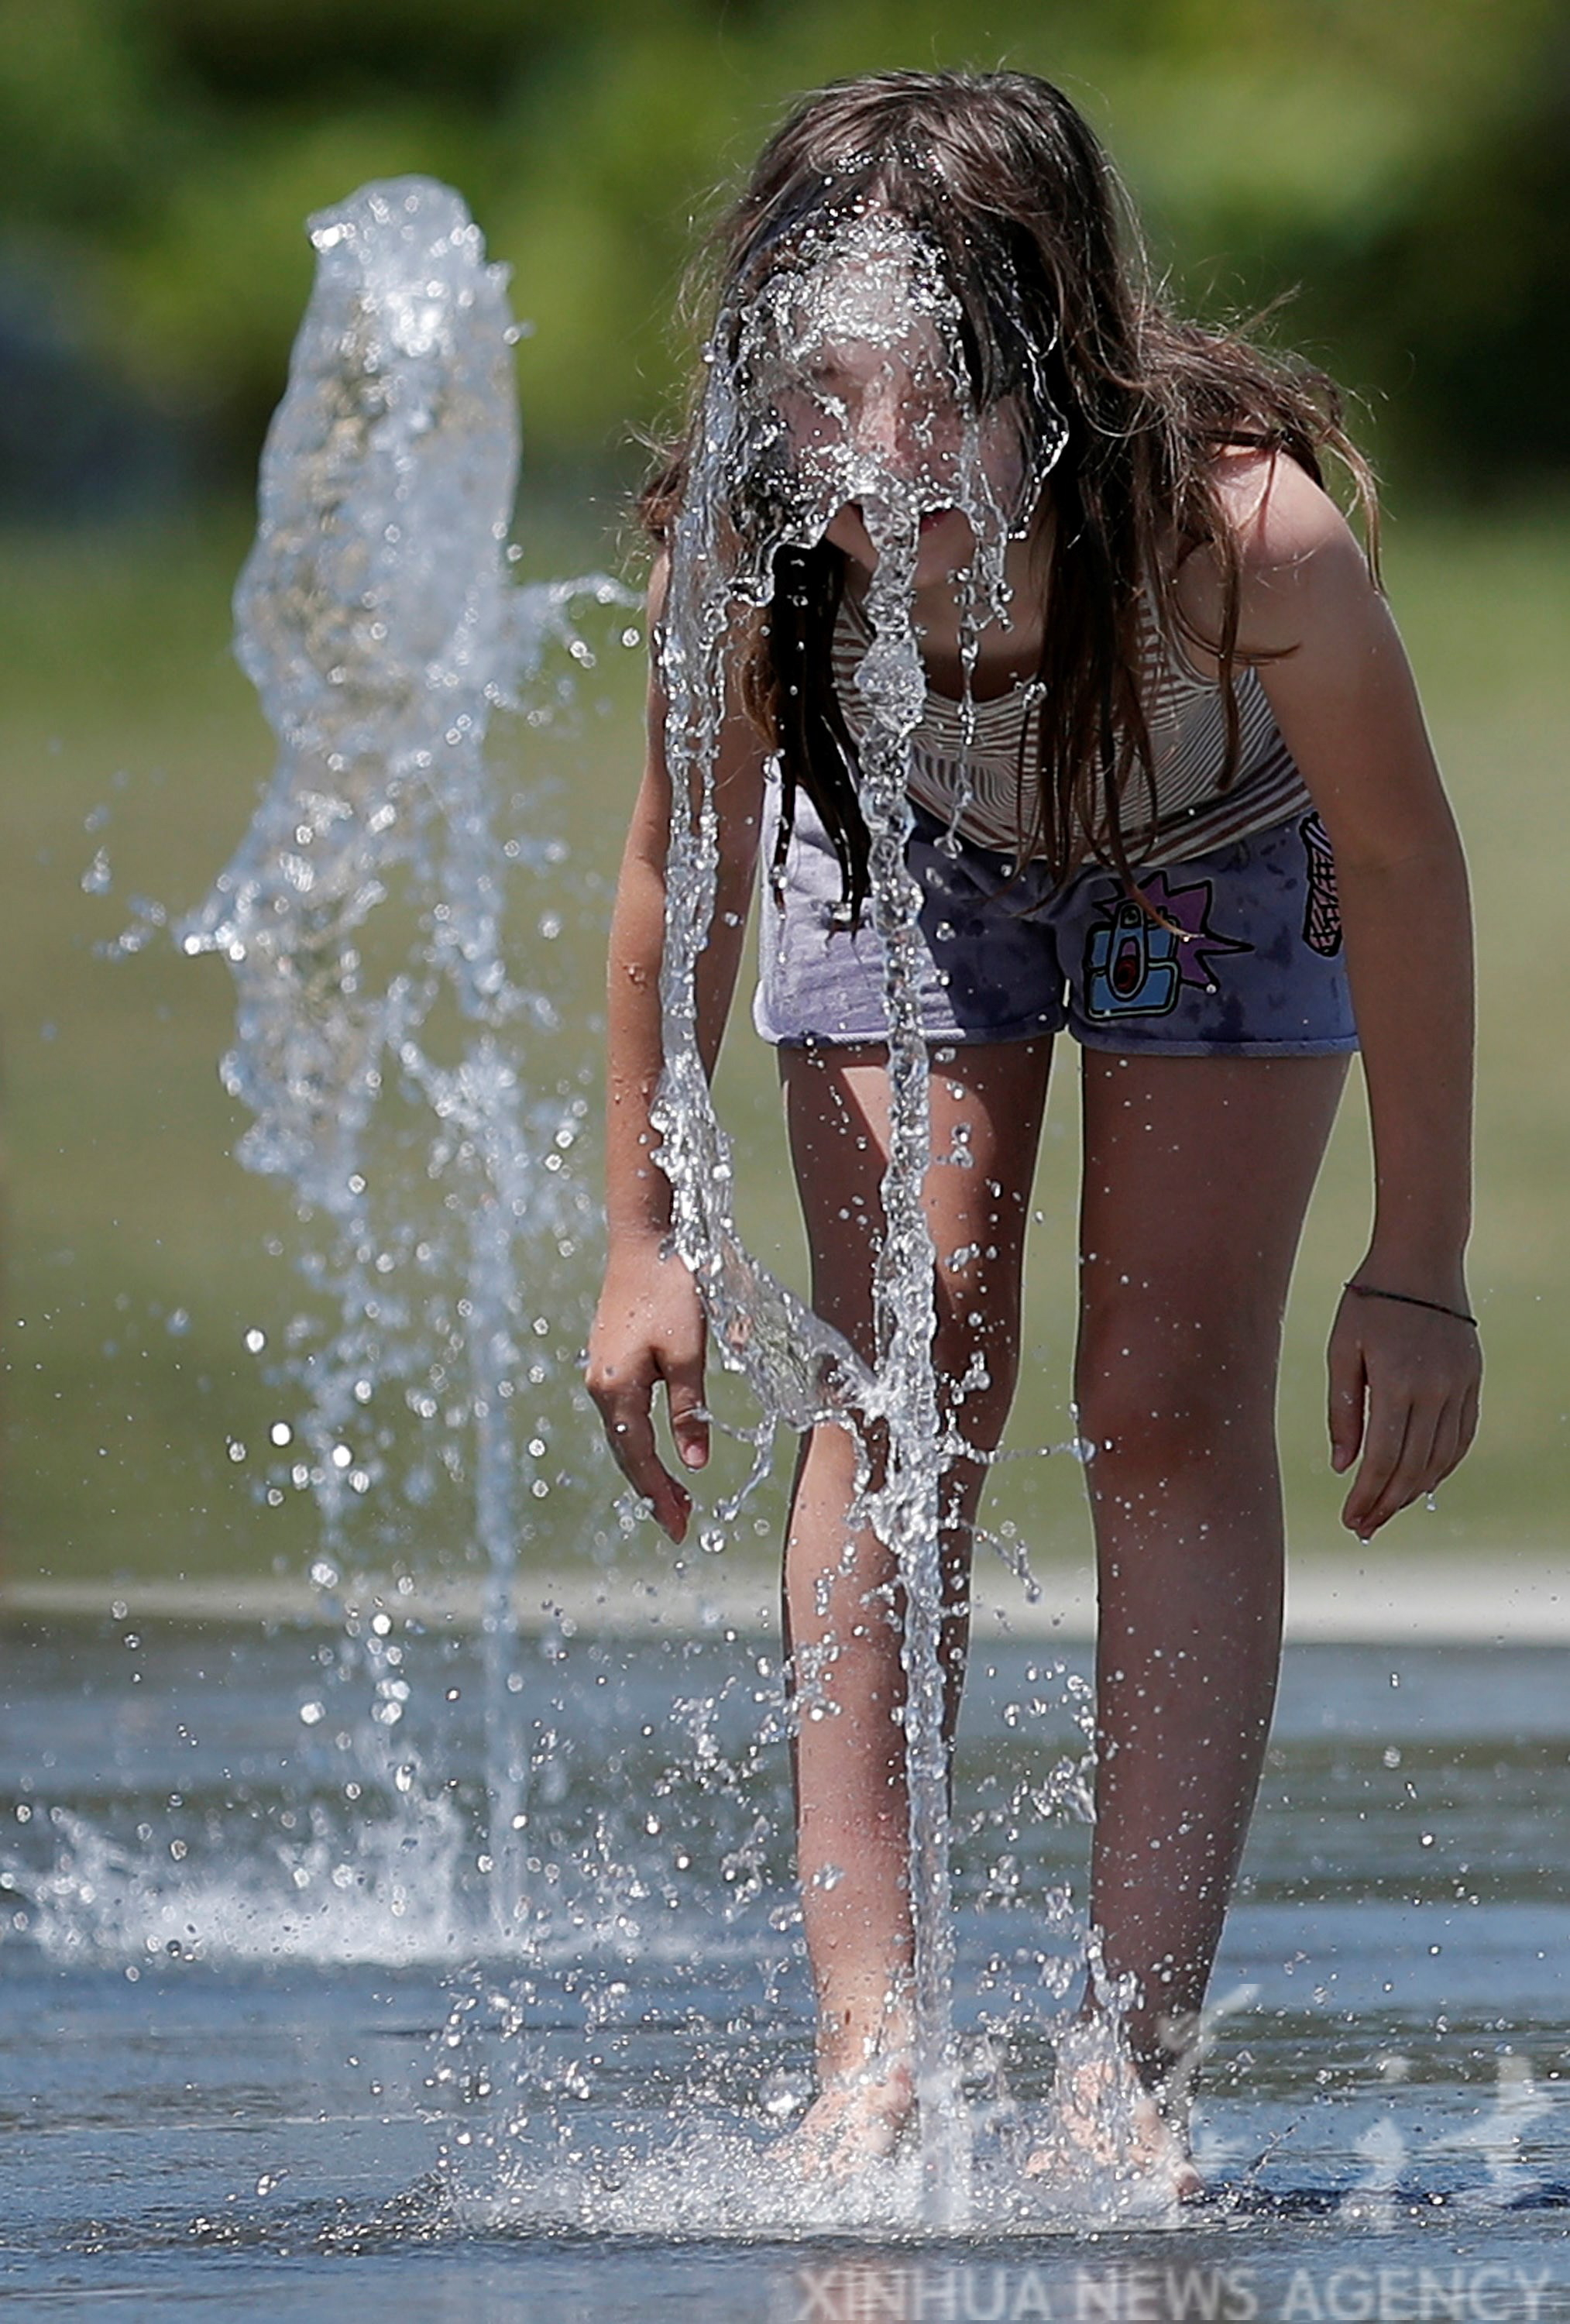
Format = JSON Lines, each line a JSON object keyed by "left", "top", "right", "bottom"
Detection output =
{"left": 586, "top": 70, "right": 1481, "bottom": 2190}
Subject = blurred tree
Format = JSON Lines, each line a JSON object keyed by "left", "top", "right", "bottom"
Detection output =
{"left": 0, "top": 0, "right": 1563, "bottom": 497}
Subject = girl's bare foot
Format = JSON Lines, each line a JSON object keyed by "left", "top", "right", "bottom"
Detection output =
{"left": 781, "top": 2054, "right": 916, "bottom": 2178}
{"left": 1025, "top": 2025, "right": 1204, "bottom": 2205}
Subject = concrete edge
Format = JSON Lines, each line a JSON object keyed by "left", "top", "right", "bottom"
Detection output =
{"left": 2, "top": 1556, "right": 1566, "bottom": 1643}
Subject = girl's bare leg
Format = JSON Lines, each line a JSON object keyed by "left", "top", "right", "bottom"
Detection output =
{"left": 778, "top": 1037, "right": 1051, "bottom": 2161}
{"left": 1076, "top": 1051, "right": 1347, "bottom": 2104}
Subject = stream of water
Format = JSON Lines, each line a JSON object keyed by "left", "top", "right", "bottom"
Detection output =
{"left": 652, "top": 210, "right": 1072, "bottom": 2218}
{"left": 175, "top": 177, "right": 634, "bottom": 1940}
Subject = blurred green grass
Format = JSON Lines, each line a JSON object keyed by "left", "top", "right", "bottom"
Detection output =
{"left": 0, "top": 497, "right": 1565, "bottom": 1587}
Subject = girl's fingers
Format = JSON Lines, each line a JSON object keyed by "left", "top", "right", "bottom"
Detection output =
{"left": 1459, "top": 1375, "right": 1482, "bottom": 1463}
{"left": 662, "top": 1342, "right": 711, "bottom": 1472}
{"left": 1346, "top": 1384, "right": 1471, "bottom": 1535}
{"left": 1427, "top": 1369, "right": 1481, "bottom": 1494}
{"left": 1431, "top": 1394, "right": 1468, "bottom": 1487}
{"left": 596, "top": 1377, "right": 692, "bottom": 1542}
{"left": 1335, "top": 1299, "right": 1482, "bottom": 1535}
{"left": 1341, "top": 1389, "right": 1415, "bottom": 1538}
{"left": 1327, "top": 1320, "right": 1366, "bottom": 1476}
{"left": 1372, "top": 1400, "right": 1446, "bottom": 1532}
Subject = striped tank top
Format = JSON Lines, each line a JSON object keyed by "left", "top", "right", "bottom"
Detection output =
{"left": 830, "top": 589, "right": 1310, "bottom": 870}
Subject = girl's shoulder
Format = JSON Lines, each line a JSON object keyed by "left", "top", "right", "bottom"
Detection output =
{"left": 1169, "top": 448, "right": 1379, "bottom": 675}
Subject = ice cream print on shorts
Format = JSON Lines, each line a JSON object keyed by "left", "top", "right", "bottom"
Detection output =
{"left": 1300, "top": 812, "right": 1343, "bottom": 957}
{"left": 1082, "top": 871, "right": 1251, "bottom": 1022}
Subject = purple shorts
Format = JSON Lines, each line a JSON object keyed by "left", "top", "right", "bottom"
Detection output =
{"left": 753, "top": 790, "right": 1358, "bottom": 1057}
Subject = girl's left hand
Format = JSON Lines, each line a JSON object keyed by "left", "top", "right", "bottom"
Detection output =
{"left": 1328, "top": 1284, "right": 1482, "bottom": 1539}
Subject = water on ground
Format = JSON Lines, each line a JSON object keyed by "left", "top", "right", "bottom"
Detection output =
{"left": 3, "top": 1619, "right": 1568, "bottom": 2315}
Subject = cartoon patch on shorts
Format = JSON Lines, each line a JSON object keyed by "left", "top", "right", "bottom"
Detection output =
{"left": 1300, "top": 813, "right": 1342, "bottom": 956}
{"left": 1083, "top": 874, "right": 1251, "bottom": 1021}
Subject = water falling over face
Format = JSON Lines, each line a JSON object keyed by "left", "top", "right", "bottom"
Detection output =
{"left": 729, "top": 216, "right": 1050, "bottom": 608}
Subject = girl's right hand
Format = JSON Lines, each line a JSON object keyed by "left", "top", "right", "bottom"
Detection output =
{"left": 586, "top": 1243, "right": 709, "bottom": 1542}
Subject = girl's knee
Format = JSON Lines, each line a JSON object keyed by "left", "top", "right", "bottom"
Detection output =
{"left": 1074, "top": 1310, "right": 1276, "bottom": 1477}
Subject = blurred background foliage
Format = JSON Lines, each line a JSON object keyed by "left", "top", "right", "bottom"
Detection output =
{"left": 2, "top": 2, "right": 1568, "bottom": 1587}
{"left": 2, "top": 0, "right": 1568, "bottom": 507}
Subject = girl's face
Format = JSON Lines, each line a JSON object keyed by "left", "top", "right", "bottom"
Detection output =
{"left": 750, "top": 225, "right": 1032, "bottom": 585}
{"left": 779, "top": 333, "right": 1027, "bottom": 583}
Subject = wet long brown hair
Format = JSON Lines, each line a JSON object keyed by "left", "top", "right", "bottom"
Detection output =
{"left": 641, "top": 69, "right": 1379, "bottom": 918}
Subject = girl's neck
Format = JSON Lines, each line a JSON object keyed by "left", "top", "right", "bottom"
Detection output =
{"left": 843, "top": 519, "right": 1050, "bottom": 703}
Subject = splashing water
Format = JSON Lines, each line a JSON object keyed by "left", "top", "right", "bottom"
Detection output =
{"left": 76, "top": 181, "right": 1099, "bottom": 2229}
{"left": 1437, "top": 2053, "right": 1551, "bottom": 2211}
{"left": 177, "top": 177, "right": 632, "bottom": 1928}
{"left": 18, "top": 180, "right": 1570, "bottom": 2257}
{"left": 650, "top": 210, "right": 1066, "bottom": 2225}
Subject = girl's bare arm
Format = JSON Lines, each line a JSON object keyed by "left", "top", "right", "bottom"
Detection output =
{"left": 586, "top": 569, "right": 768, "bottom": 1539}
{"left": 1184, "top": 456, "right": 1482, "bottom": 1537}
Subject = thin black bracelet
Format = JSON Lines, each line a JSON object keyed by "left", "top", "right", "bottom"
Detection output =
{"left": 1343, "top": 1280, "right": 1478, "bottom": 1329}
